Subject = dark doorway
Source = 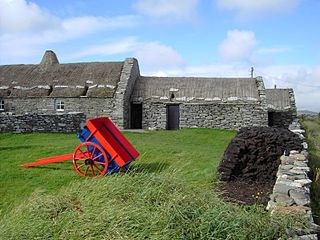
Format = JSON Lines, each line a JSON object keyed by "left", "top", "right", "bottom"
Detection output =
{"left": 131, "top": 103, "right": 142, "bottom": 129}
{"left": 167, "top": 105, "right": 180, "bottom": 130}
{"left": 268, "top": 111, "right": 274, "bottom": 126}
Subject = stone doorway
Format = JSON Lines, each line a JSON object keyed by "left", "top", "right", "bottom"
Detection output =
{"left": 167, "top": 104, "right": 180, "bottom": 130}
{"left": 130, "top": 103, "right": 142, "bottom": 129}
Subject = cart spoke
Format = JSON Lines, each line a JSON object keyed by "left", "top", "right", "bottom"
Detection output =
{"left": 74, "top": 156, "right": 86, "bottom": 161}
{"left": 84, "top": 166, "right": 89, "bottom": 176}
{"left": 93, "top": 153, "right": 103, "bottom": 161}
{"left": 78, "top": 148, "right": 89, "bottom": 158}
{"left": 93, "top": 163, "right": 103, "bottom": 173}
{"left": 94, "top": 161, "right": 106, "bottom": 166}
{"left": 90, "top": 165, "right": 95, "bottom": 176}
{"left": 90, "top": 146, "right": 97, "bottom": 158}
{"left": 77, "top": 163, "right": 86, "bottom": 169}
{"left": 86, "top": 144, "right": 89, "bottom": 157}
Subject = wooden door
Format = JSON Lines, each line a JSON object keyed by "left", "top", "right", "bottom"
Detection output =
{"left": 167, "top": 105, "right": 179, "bottom": 130}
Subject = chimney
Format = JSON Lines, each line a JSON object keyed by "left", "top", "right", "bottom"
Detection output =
{"left": 40, "top": 50, "right": 59, "bottom": 68}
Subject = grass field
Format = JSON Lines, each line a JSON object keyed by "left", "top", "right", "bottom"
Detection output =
{"left": 0, "top": 129, "right": 310, "bottom": 239}
{"left": 301, "top": 117, "right": 320, "bottom": 225}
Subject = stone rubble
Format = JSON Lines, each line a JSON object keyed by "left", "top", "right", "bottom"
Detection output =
{"left": 267, "top": 120, "right": 319, "bottom": 239}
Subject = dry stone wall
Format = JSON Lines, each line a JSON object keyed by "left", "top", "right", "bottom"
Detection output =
{"left": 267, "top": 120, "right": 319, "bottom": 239}
{"left": 180, "top": 103, "right": 268, "bottom": 130}
{"left": 3, "top": 97, "right": 115, "bottom": 120}
{"left": 0, "top": 112, "right": 85, "bottom": 133}
{"left": 141, "top": 102, "right": 268, "bottom": 130}
{"left": 142, "top": 102, "right": 167, "bottom": 130}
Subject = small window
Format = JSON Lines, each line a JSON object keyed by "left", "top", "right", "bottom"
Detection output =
{"left": 0, "top": 99, "right": 4, "bottom": 111}
{"left": 56, "top": 100, "right": 65, "bottom": 111}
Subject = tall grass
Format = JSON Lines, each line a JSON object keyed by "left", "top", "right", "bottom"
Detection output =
{"left": 0, "top": 129, "right": 311, "bottom": 239}
{"left": 0, "top": 169, "right": 308, "bottom": 239}
{"left": 301, "top": 117, "right": 320, "bottom": 225}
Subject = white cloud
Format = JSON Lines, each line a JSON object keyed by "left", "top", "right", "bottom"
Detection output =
{"left": 259, "top": 65, "right": 320, "bottom": 112}
{"left": 216, "top": 0, "right": 301, "bottom": 19}
{"left": 61, "top": 15, "right": 138, "bottom": 37}
{"left": 134, "top": 0, "right": 198, "bottom": 19}
{"left": 0, "top": 0, "right": 139, "bottom": 64}
{"left": 0, "top": 0, "right": 60, "bottom": 33}
{"left": 64, "top": 37, "right": 139, "bottom": 59}
{"left": 135, "top": 42, "right": 185, "bottom": 71}
{"left": 219, "top": 30, "right": 256, "bottom": 62}
{"left": 65, "top": 38, "right": 185, "bottom": 72}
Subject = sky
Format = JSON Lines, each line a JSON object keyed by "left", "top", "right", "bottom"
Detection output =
{"left": 0, "top": 0, "right": 319, "bottom": 112}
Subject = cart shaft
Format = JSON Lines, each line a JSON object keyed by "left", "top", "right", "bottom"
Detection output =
{"left": 21, "top": 153, "right": 73, "bottom": 167}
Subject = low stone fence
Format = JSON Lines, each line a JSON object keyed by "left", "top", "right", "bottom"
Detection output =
{"left": 0, "top": 112, "right": 85, "bottom": 133}
{"left": 267, "top": 120, "right": 319, "bottom": 239}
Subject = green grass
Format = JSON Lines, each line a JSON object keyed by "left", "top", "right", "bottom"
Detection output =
{"left": 0, "top": 129, "right": 311, "bottom": 239}
{"left": 301, "top": 117, "right": 320, "bottom": 225}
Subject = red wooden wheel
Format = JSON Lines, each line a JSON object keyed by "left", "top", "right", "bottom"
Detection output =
{"left": 73, "top": 142, "right": 108, "bottom": 177}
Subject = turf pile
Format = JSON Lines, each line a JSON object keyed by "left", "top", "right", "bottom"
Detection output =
{"left": 218, "top": 127, "right": 302, "bottom": 182}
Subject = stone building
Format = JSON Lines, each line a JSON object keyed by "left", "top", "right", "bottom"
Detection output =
{"left": 265, "top": 88, "right": 297, "bottom": 128}
{"left": 0, "top": 50, "right": 296, "bottom": 130}
{"left": 131, "top": 76, "right": 268, "bottom": 130}
{"left": 0, "top": 50, "right": 139, "bottom": 128}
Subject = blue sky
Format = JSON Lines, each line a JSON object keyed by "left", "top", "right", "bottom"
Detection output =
{"left": 0, "top": 0, "right": 319, "bottom": 111}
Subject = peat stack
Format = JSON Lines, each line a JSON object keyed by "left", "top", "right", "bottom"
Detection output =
{"left": 218, "top": 127, "right": 302, "bottom": 182}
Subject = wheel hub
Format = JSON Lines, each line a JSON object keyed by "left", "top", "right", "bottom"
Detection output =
{"left": 85, "top": 158, "right": 93, "bottom": 165}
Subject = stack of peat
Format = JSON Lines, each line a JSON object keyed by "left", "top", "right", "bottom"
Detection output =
{"left": 218, "top": 127, "right": 303, "bottom": 182}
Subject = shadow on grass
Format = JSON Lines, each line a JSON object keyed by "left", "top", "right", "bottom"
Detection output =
{"left": 128, "top": 162, "right": 170, "bottom": 174}
{"left": 27, "top": 166, "right": 72, "bottom": 171}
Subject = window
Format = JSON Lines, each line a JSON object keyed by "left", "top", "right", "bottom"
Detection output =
{"left": 56, "top": 100, "right": 65, "bottom": 111}
{"left": 0, "top": 99, "right": 4, "bottom": 111}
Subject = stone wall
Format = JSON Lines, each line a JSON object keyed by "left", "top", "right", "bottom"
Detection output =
{"left": 141, "top": 102, "right": 268, "bottom": 130}
{"left": 0, "top": 112, "right": 85, "bottom": 133}
{"left": 1, "top": 97, "right": 116, "bottom": 124}
{"left": 180, "top": 103, "right": 268, "bottom": 130}
{"left": 267, "top": 120, "right": 319, "bottom": 239}
{"left": 142, "top": 102, "right": 167, "bottom": 129}
{"left": 114, "top": 58, "right": 140, "bottom": 129}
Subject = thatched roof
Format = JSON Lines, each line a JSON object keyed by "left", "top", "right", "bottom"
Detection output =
{"left": 132, "top": 76, "right": 260, "bottom": 103}
{"left": 86, "top": 85, "right": 116, "bottom": 98}
{"left": 10, "top": 86, "right": 52, "bottom": 97}
{"left": 0, "top": 51, "right": 124, "bottom": 97}
{"left": 0, "top": 86, "right": 10, "bottom": 97}
{"left": 265, "top": 89, "right": 292, "bottom": 110}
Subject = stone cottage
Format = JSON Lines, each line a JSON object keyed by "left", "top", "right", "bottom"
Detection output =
{"left": 131, "top": 76, "right": 269, "bottom": 130}
{"left": 265, "top": 88, "right": 297, "bottom": 128}
{"left": 0, "top": 50, "right": 139, "bottom": 128}
{"left": 0, "top": 50, "right": 296, "bottom": 130}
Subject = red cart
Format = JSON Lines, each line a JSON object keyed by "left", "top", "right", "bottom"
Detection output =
{"left": 22, "top": 117, "right": 139, "bottom": 177}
